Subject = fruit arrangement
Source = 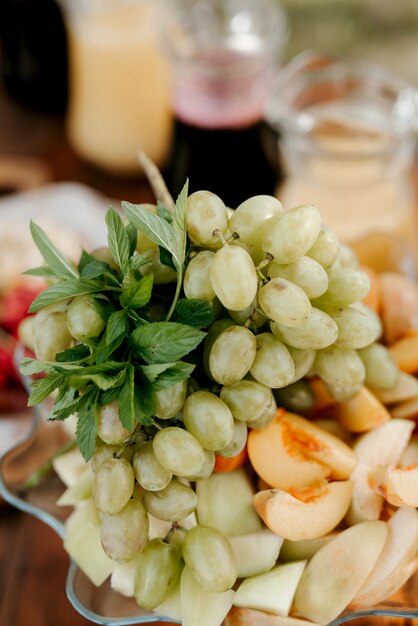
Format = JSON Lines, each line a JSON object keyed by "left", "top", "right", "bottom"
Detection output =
{"left": 18, "top": 174, "right": 418, "bottom": 626}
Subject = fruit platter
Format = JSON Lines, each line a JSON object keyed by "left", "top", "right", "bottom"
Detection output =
{"left": 1, "top": 165, "right": 417, "bottom": 626}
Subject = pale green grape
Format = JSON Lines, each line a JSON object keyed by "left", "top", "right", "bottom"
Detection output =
{"left": 134, "top": 538, "right": 183, "bottom": 610}
{"left": 313, "top": 268, "right": 370, "bottom": 307}
{"left": 268, "top": 256, "right": 329, "bottom": 300}
{"left": 203, "top": 318, "right": 235, "bottom": 374}
{"left": 228, "top": 302, "right": 267, "bottom": 329}
{"left": 262, "top": 204, "right": 321, "bottom": 264}
{"left": 315, "top": 346, "right": 366, "bottom": 402}
{"left": 140, "top": 248, "right": 177, "bottom": 284}
{"left": 306, "top": 227, "right": 339, "bottom": 268}
{"left": 182, "top": 525, "right": 237, "bottom": 592}
{"left": 186, "top": 190, "right": 228, "bottom": 247}
{"left": 332, "top": 243, "right": 359, "bottom": 269}
{"left": 274, "top": 380, "right": 315, "bottom": 413}
{"left": 210, "top": 245, "right": 257, "bottom": 311}
{"left": 183, "top": 391, "right": 234, "bottom": 451}
{"left": 97, "top": 400, "right": 132, "bottom": 445}
{"left": 155, "top": 379, "right": 188, "bottom": 420}
{"left": 185, "top": 450, "right": 216, "bottom": 481}
{"left": 249, "top": 333, "right": 295, "bottom": 389}
{"left": 287, "top": 345, "right": 316, "bottom": 383}
{"left": 135, "top": 204, "right": 158, "bottom": 252}
{"left": 153, "top": 427, "right": 205, "bottom": 477}
{"left": 217, "top": 420, "right": 247, "bottom": 458}
{"left": 229, "top": 195, "right": 284, "bottom": 245}
{"left": 184, "top": 251, "right": 216, "bottom": 301}
{"left": 143, "top": 480, "right": 197, "bottom": 522}
{"left": 34, "top": 305, "right": 72, "bottom": 361}
{"left": 133, "top": 441, "right": 173, "bottom": 491}
{"left": 67, "top": 294, "right": 106, "bottom": 341}
{"left": 246, "top": 394, "right": 277, "bottom": 429}
{"left": 93, "top": 458, "right": 135, "bottom": 514}
{"left": 258, "top": 277, "right": 311, "bottom": 326}
{"left": 359, "top": 342, "right": 400, "bottom": 390}
{"left": 207, "top": 324, "right": 257, "bottom": 385}
{"left": 332, "top": 303, "right": 382, "bottom": 349}
{"left": 100, "top": 499, "right": 149, "bottom": 561}
{"left": 91, "top": 443, "right": 119, "bottom": 473}
{"left": 220, "top": 380, "right": 274, "bottom": 423}
{"left": 270, "top": 308, "right": 338, "bottom": 350}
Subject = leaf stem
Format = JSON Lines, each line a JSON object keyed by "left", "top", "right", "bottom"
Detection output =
{"left": 166, "top": 275, "right": 182, "bottom": 321}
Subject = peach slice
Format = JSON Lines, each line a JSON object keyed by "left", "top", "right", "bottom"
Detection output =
{"left": 350, "top": 507, "right": 418, "bottom": 609}
{"left": 331, "top": 387, "right": 391, "bottom": 433}
{"left": 293, "top": 521, "right": 388, "bottom": 625}
{"left": 307, "top": 378, "right": 337, "bottom": 412}
{"left": 379, "top": 272, "right": 418, "bottom": 345}
{"left": 247, "top": 412, "right": 356, "bottom": 491}
{"left": 399, "top": 435, "right": 418, "bottom": 467}
{"left": 390, "top": 396, "right": 418, "bottom": 420}
{"left": 372, "top": 371, "right": 418, "bottom": 405}
{"left": 389, "top": 330, "right": 418, "bottom": 374}
{"left": 225, "top": 607, "right": 320, "bottom": 626}
{"left": 368, "top": 463, "right": 418, "bottom": 507}
{"left": 346, "top": 419, "right": 414, "bottom": 525}
{"left": 253, "top": 481, "right": 352, "bottom": 541}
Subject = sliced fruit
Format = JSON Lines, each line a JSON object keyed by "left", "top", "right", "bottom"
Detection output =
{"left": 399, "top": 435, "right": 418, "bottom": 467}
{"left": 379, "top": 272, "right": 418, "bottom": 345}
{"left": 350, "top": 507, "right": 418, "bottom": 609}
{"left": 389, "top": 330, "right": 418, "bottom": 374}
{"left": 279, "top": 533, "right": 338, "bottom": 562}
{"left": 233, "top": 561, "right": 306, "bottom": 616}
{"left": 307, "top": 378, "right": 337, "bottom": 412}
{"left": 229, "top": 530, "right": 283, "bottom": 578}
{"left": 57, "top": 466, "right": 93, "bottom": 506}
{"left": 52, "top": 447, "right": 89, "bottom": 487}
{"left": 390, "top": 396, "right": 418, "bottom": 420}
{"left": 293, "top": 521, "right": 388, "bottom": 625}
{"left": 361, "top": 265, "right": 380, "bottom": 313}
{"left": 180, "top": 565, "right": 235, "bottom": 626}
{"left": 311, "top": 418, "right": 352, "bottom": 444}
{"left": 110, "top": 556, "right": 140, "bottom": 597}
{"left": 225, "top": 607, "right": 320, "bottom": 626}
{"left": 368, "top": 463, "right": 418, "bottom": 507}
{"left": 332, "top": 387, "right": 391, "bottom": 433}
{"left": 153, "top": 580, "right": 182, "bottom": 621}
{"left": 346, "top": 418, "right": 414, "bottom": 525}
{"left": 196, "top": 468, "right": 262, "bottom": 535}
{"left": 253, "top": 481, "right": 352, "bottom": 541}
{"left": 371, "top": 371, "right": 418, "bottom": 405}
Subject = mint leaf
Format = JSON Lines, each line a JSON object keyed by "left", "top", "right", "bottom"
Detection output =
{"left": 130, "top": 322, "right": 205, "bottom": 364}
{"left": 49, "top": 387, "right": 81, "bottom": 421}
{"left": 159, "top": 246, "right": 176, "bottom": 272}
{"left": 20, "top": 358, "right": 54, "bottom": 376}
{"left": 76, "top": 391, "right": 98, "bottom": 461}
{"left": 56, "top": 345, "right": 91, "bottom": 362}
{"left": 91, "top": 296, "right": 116, "bottom": 322}
{"left": 68, "top": 367, "right": 126, "bottom": 391}
{"left": 29, "top": 278, "right": 105, "bottom": 312}
{"left": 120, "top": 273, "right": 153, "bottom": 309}
{"left": 139, "top": 362, "right": 176, "bottom": 383}
{"left": 173, "top": 298, "right": 214, "bottom": 329}
{"left": 78, "top": 249, "right": 97, "bottom": 272}
{"left": 28, "top": 373, "right": 65, "bottom": 406}
{"left": 126, "top": 223, "right": 138, "bottom": 256}
{"left": 157, "top": 203, "right": 173, "bottom": 223}
{"left": 106, "top": 207, "right": 130, "bottom": 272}
{"left": 23, "top": 266, "right": 56, "bottom": 278}
{"left": 95, "top": 333, "right": 124, "bottom": 364}
{"left": 152, "top": 362, "right": 195, "bottom": 390}
{"left": 80, "top": 260, "right": 111, "bottom": 279}
{"left": 129, "top": 255, "right": 152, "bottom": 271}
{"left": 30, "top": 221, "right": 79, "bottom": 279}
{"left": 118, "top": 364, "right": 135, "bottom": 430}
{"left": 106, "top": 310, "right": 128, "bottom": 345}
{"left": 172, "top": 180, "right": 188, "bottom": 273}
{"left": 134, "top": 382, "right": 155, "bottom": 426}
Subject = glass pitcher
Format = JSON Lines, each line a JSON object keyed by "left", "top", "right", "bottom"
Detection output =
{"left": 265, "top": 52, "right": 418, "bottom": 270}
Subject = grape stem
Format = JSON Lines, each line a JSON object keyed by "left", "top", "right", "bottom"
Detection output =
{"left": 255, "top": 253, "right": 274, "bottom": 272}
{"left": 213, "top": 229, "right": 228, "bottom": 246}
{"left": 137, "top": 151, "right": 175, "bottom": 212}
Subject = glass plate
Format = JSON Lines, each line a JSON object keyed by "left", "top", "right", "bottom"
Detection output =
{"left": 0, "top": 407, "right": 417, "bottom": 626}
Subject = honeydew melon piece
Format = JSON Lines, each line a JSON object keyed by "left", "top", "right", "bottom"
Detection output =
{"left": 180, "top": 565, "right": 235, "bottom": 626}
{"left": 110, "top": 556, "right": 140, "bottom": 597}
{"left": 52, "top": 446, "right": 88, "bottom": 487}
{"left": 279, "top": 533, "right": 338, "bottom": 562}
{"left": 153, "top": 580, "right": 182, "bottom": 621}
{"left": 229, "top": 530, "right": 284, "bottom": 578}
{"left": 225, "top": 607, "right": 320, "bottom": 626}
{"left": 57, "top": 466, "right": 93, "bottom": 506}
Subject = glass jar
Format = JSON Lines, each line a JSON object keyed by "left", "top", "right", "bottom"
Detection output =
{"left": 266, "top": 53, "right": 418, "bottom": 266}
{"left": 59, "top": 0, "right": 173, "bottom": 176}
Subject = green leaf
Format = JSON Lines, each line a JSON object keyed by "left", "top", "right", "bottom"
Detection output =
{"left": 139, "top": 362, "right": 175, "bottom": 383}
{"left": 105, "top": 207, "right": 130, "bottom": 272}
{"left": 55, "top": 345, "right": 91, "bottom": 362}
{"left": 134, "top": 382, "right": 155, "bottom": 426}
{"left": 76, "top": 391, "right": 98, "bottom": 461}
{"left": 172, "top": 180, "right": 189, "bottom": 273}
{"left": 152, "top": 362, "right": 195, "bottom": 391}
{"left": 68, "top": 367, "right": 126, "bottom": 391}
{"left": 159, "top": 246, "right": 176, "bottom": 272}
{"left": 130, "top": 322, "right": 205, "bottom": 364}
{"left": 28, "top": 278, "right": 105, "bottom": 312}
{"left": 99, "top": 386, "right": 120, "bottom": 407}
{"left": 78, "top": 249, "right": 97, "bottom": 272}
{"left": 95, "top": 333, "right": 125, "bottom": 364}
{"left": 120, "top": 273, "right": 153, "bottom": 309}
{"left": 80, "top": 260, "right": 111, "bottom": 279}
{"left": 118, "top": 364, "right": 135, "bottom": 430}
{"left": 157, "top": 203, "right": 173, "bottom": 223}
{"left": 128, "top": 254, "right": 152, "bottom": 271}
{"left": 30, "top": 221, "right": 79, "bottom": 279}
{"left": 49, "top": 388, "right": 81, "bottom": 421}
{"left": 126, "top": 223, "right": 138, "bottom": 256}
{"left": 28, "top": 373, "right": 65, "bottom": 406}
{"left": 91, "top": 296, "right": 116, "bottom": 322}
{"left": 23, "top": 266, "right": 56, "bottom": 278}
{"left": 106, "top": 310, "right": 128, "bottom": 345}
{"left": 20, "top": 358, "right": 54, "bottom": 376}
{"left": 172, "top": 298, "right": 214, "bottom": 329}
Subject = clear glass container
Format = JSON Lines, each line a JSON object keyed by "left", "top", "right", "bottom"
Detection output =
{"left": 266, "top": 52, "right": 418, "bottom": 267}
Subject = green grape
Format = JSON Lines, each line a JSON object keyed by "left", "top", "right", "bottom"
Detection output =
{"left": 135, "top": 204, "right": 158, "bottom": 252}
{"left": 228, "top": 195, "right": 284, "bottom": 245}
{"left": 203, "top": 318, "right": 235, "bottom": 373}
{"left": 133, "top": 441, "right": 173, "bottom": 491}
{"left": 185, "top": 450, "right": 216, "bottom": 481}
{"left": 333, "top": 243, "right": 359, "bottom": 269}
{"left": 143, "top": 480, "right": 197, "bottom": 522}
{"left": 270, "top": 307, "right": 338, "bottom": 350}
{"left": 268, "top": 256, "right": 329, "bottom": 300}
{"left": 134, "top": 538, "right": 183, "bottom": 610}
{"left": 155, "top": 379, "right": 188, "bottom": 420}
{"left": 246, "top": 394, "right": 277, "bottom": 429}
{"left": 184, "top": 251, "right": 216, "bottom": 301}
{"left": 249, "top": 332, "right": 295, "bottom": 389}
{"left": 315, "top": 346, "right": 366, "bottom": 402}
{"left": 183, "top": 391, "right": 234, "bottom": 451}
{"left": 91, "top": 443, "right": 119, "bottom": 473}
{"left": 220, "top": 380, "right": 274, "bottom": 423}
{"left": 258, "top": 277, "right": 311, "bottom": 326}
{"left": 217, "top": 420, "right": 247, "bottom": 458}
{"left": 186, "top": 190, "right": 228, "bottom": 247}
{"left": 182, "top": 526, "right": 237, "bottom": 592}
{"left": 313, "top": 267, "right": 370, "bottom": 308}
{"left": 206, "top": 325, "right": 257, "bottom": 385}
{"left": 153, "top": 427, "right": 205, "bottom": 477}
{"left": 306, "top": 227, "right": 339, "bottom": 268}
{"left": 34, "top": 305, "right": 72, "bottom": 361}
{"left": 93, "top": 458, "right": 135, "bottom": 514}
{"left": 287, "top": 345, "right": 316, "bottom": 383}
{"left": 140, "top": 248, "right": 177, "bottom": 284}
{"left": 332, "top": 303, "right": 382, "bottom": 349}
{"left": 66, "top": 294, "right": 106, "bottom": 341}
{"left": 262, "top": 204, "right": 321, "bottom": 264}
{"left": 359, "top": 342, "right": 400, "bottom": 390}
{"left": 210, "top": 245, "right": 257, "bottom": 311}
{"left": 97, "top": 400, "right": 132, "bottom": 445}
{"left": 228, "top": 301, "right": 267, "bottom": 329}
{"left": 100, "top": 499, "right": 149, "bottom": 561}
{"left": 274, "top": 380, "right": 315, "bottom": 413}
